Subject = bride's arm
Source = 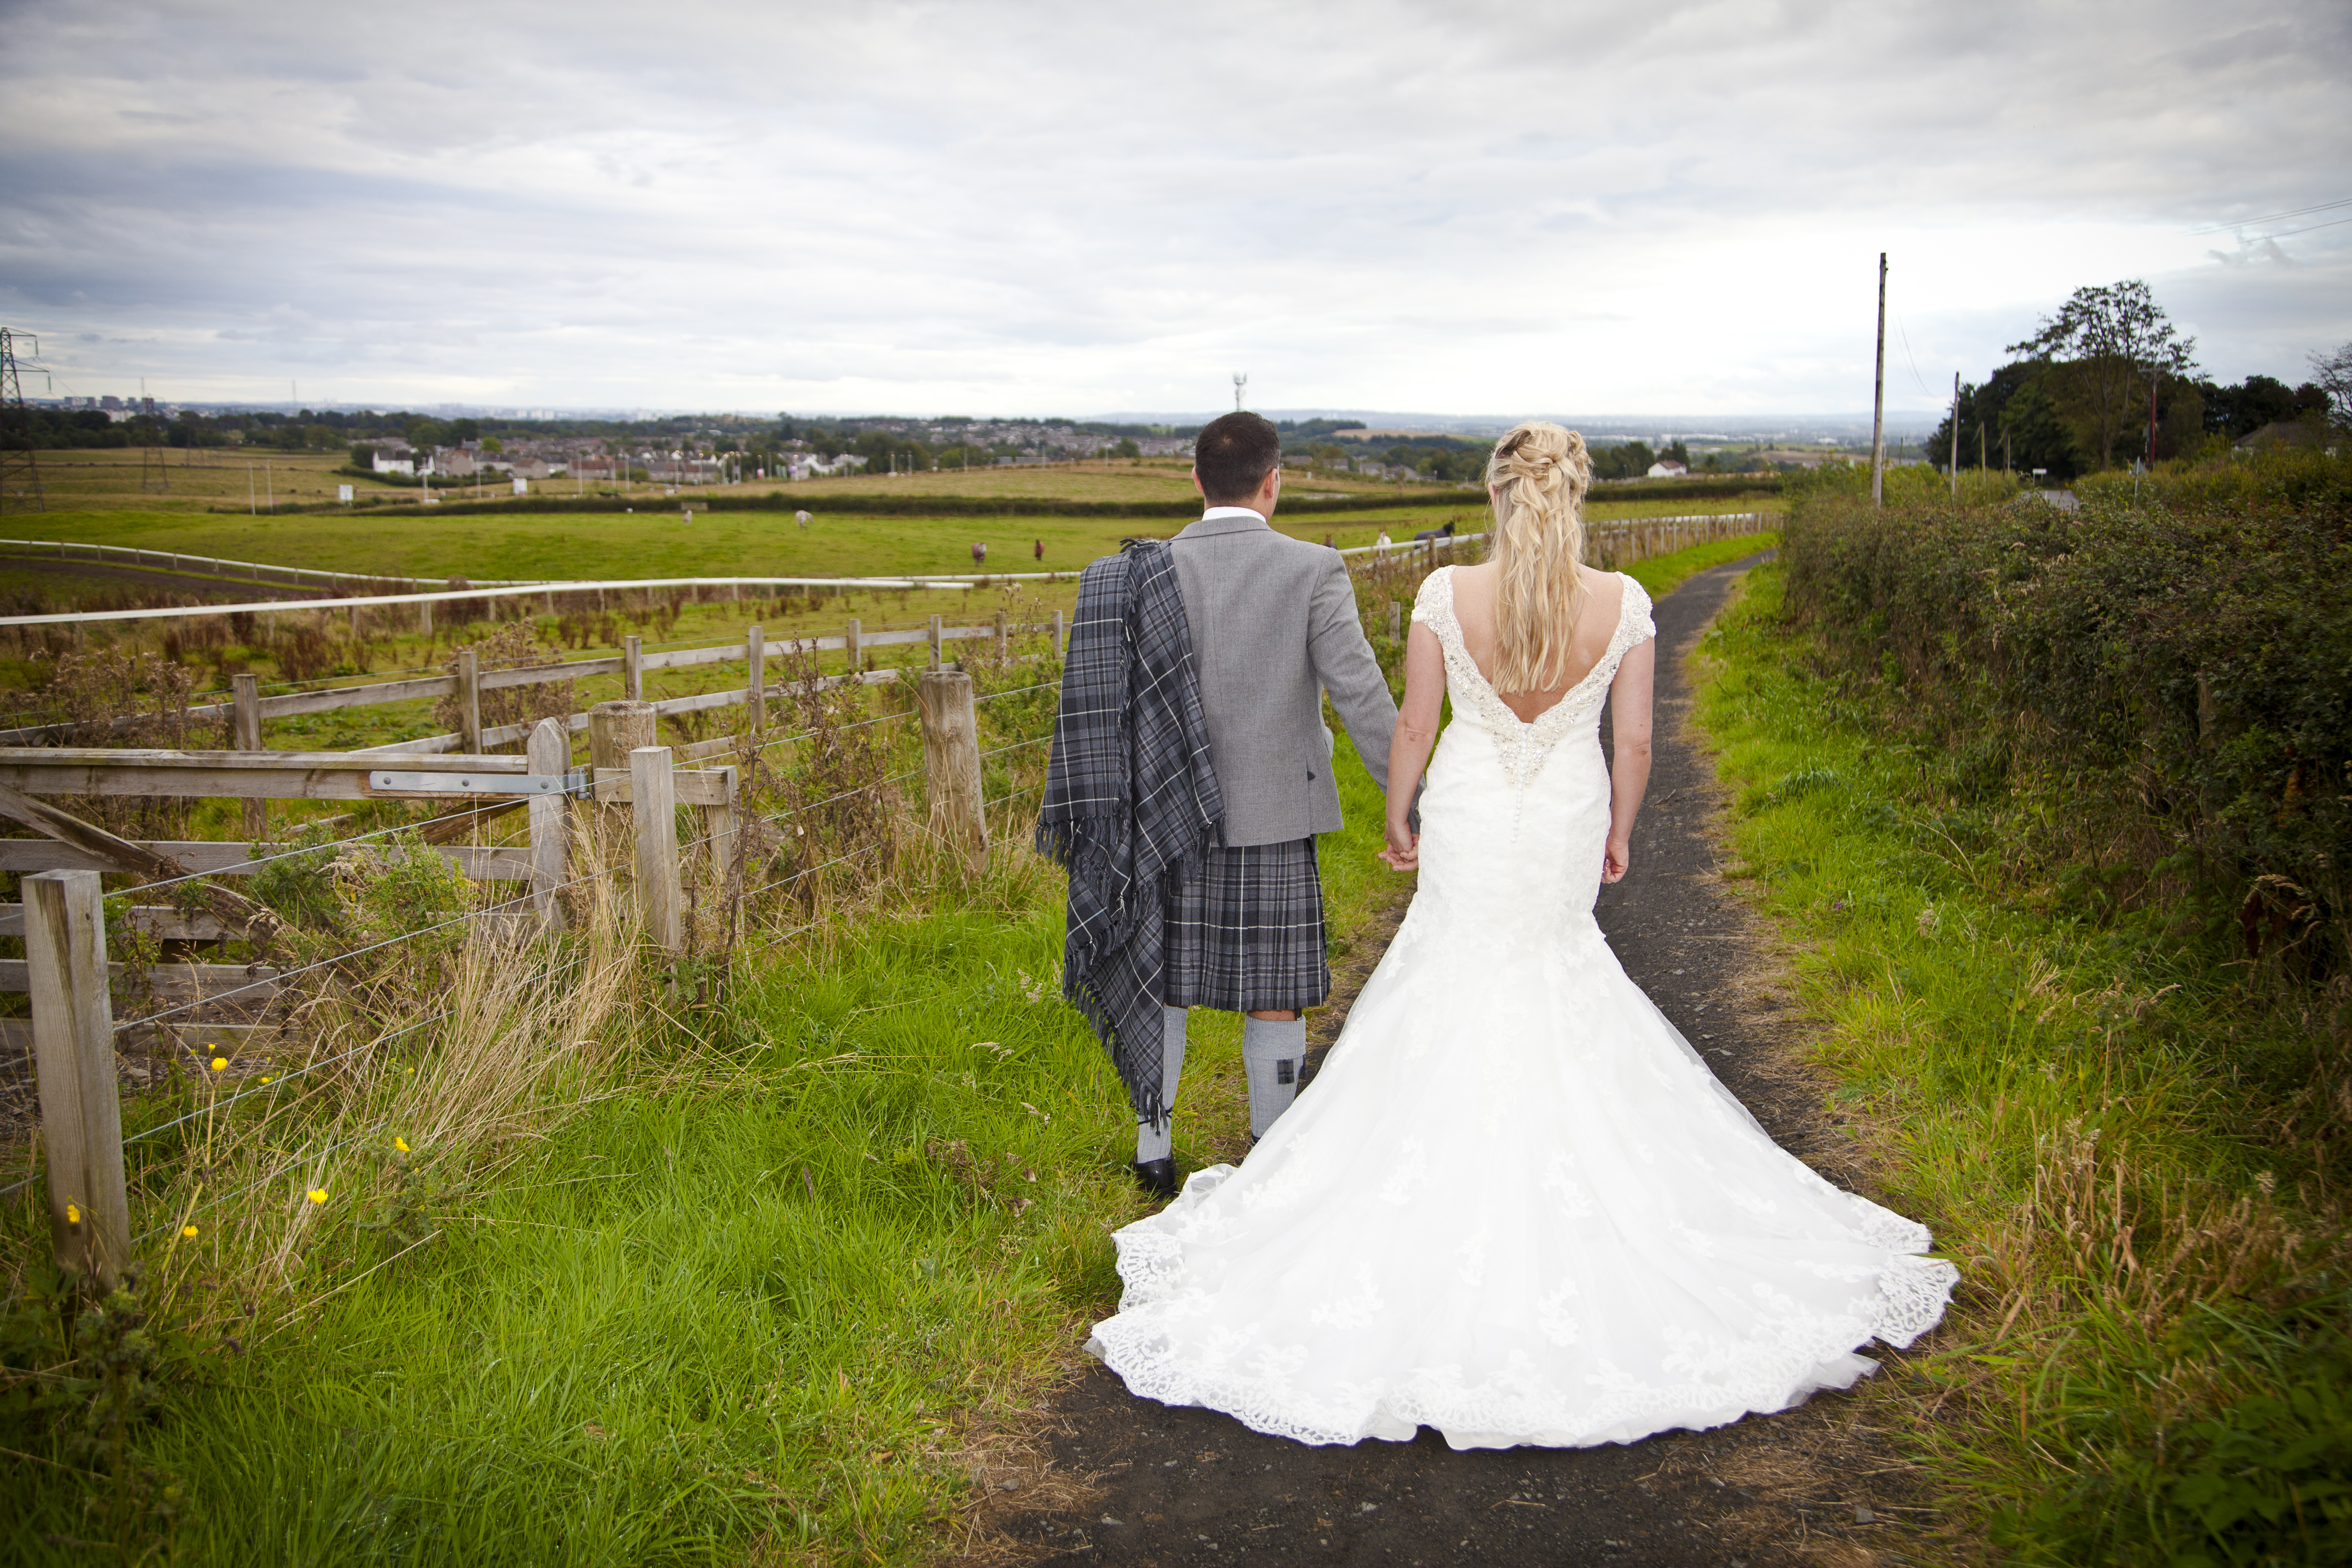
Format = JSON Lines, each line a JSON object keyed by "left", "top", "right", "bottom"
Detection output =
{"left": 1602, "top": 639, "right": 1656, "bottom": 884}
{"left": 1379, "top": 623, "right": 1444, "bottom": 871}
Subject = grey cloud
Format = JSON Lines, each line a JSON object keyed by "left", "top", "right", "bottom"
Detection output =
{"left": 0, "top": 0, "right": 2345, "bottom": 411}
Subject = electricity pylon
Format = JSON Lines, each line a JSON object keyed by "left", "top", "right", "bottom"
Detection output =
{"left": 0, "top": 328, "right": 44, "bottom": 513}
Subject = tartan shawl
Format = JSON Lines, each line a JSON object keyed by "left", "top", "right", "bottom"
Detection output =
{"left": 1035, "top": 539, "right": 1225, "bottom": 1127}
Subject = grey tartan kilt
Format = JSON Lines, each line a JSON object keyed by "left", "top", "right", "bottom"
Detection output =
{"left": 1160, "top": 836, "right": 1330, "bottom": 1013}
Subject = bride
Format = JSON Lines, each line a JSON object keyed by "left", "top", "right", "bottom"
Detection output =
{"left": 1086, "top": 420, "right": 1956, "bottom": 1450}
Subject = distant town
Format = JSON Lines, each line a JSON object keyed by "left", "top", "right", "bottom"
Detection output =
{"left": 19, "top": 402, "right": 1933, "bottom": 489}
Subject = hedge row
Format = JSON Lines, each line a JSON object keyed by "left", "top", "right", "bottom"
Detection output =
{"left": 1779, "top": 477, "right": 2352, "bottom": 974}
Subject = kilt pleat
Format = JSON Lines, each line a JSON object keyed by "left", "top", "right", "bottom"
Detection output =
{"left": 1161, "top": 836, "right": 1329, "bottom": 1013}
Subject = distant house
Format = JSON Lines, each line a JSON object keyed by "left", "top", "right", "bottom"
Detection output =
{"left": 369, "top": 446, "right": 420, "bottom": 476}
{"left": 1646, "top": 460, "right": 1690, "bottom": 478}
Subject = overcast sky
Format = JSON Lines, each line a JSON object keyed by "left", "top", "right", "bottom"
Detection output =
{"left": 3, "top": 0, "right": 2347, "bottom": 419}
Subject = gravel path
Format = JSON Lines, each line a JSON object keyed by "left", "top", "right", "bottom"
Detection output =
{"left": 985, "top": 554, "right": 1920, "bottom": 1567}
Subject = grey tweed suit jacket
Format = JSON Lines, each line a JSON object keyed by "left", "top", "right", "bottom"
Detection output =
{"left": 1166, "top": 509, "right": 1400, "bottom": 847}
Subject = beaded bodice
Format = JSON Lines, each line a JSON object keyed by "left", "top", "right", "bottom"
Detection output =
{"left": 1410, "top": 565, "right": 1656, "bottom": 790}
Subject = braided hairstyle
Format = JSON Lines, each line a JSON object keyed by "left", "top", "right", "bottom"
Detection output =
{"left": 1484, "top": 420, "right": 1594, "bottom": 693}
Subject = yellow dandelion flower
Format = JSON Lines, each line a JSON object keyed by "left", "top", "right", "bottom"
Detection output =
{"left": 64, "top": 1202, "right": 80, "bottom": 1225}
{"left": 260, "top": 1076, "right": 274, "bottom": 1085}
{"left": 210, "top": 1056, "right": 228, "bottom": 1072}
{"left": 306, "top": 1188, "right": 328, "bottom": 1205}
{"left": 182, "top": 1224, "right": 199, "bottom": 1239}
{"left": 395, "top": 1137, "right": 410, "bottom": 1154}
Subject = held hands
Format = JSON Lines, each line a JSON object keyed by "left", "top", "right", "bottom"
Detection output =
{"left": 1602, "top": 833, "right": 1632, "bottom": 884}
{"left": 1378, "top": 815, "right": 1419, "bottom": 872}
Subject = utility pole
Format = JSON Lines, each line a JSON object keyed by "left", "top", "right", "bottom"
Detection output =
{"left": 1870, "top": 254, "right": 1888, "bottom": 508}
{"left": 2147, "top": 363, "right": 2160, "bottom": 470}
{"left": 1950, "top": 372, "right": 1960, "bottom": 498}
{"left": 0, "top": 328, "right": 47, "bottom": 513}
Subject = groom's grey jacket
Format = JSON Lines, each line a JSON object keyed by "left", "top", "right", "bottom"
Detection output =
{"left": 1167, "top": 509, "right": 1400, "bottom": 847}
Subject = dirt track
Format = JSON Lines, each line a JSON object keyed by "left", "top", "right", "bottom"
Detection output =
{"left": 980, "top": 554, "right": 1931, "bottom": 1567}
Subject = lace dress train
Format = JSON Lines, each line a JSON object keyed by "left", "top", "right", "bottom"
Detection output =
{"left": 1085, "top": 567, "right": 1957, "bottom": 1450}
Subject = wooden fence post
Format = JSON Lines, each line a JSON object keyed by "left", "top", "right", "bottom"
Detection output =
{"left": 745, "top": 624, "right": 766, "bottom": 732}
{"left": 623, "top": 635, "right": 643, "bottom": 701}
{"left": 589, "top": 699, "right": 655, "bottom": 821}
{"left": 928, "top": 614, "right": 944, "bottom": 671}
{"left": 994, "top": 610, "right": 1008, "bottom": 661}
{"left": 916, "top": 669, "right": 987, "bottom": 875}
{"left": 25, "top": 870, "right": 129, "bottom": 1291}
{"left": 1051, "top": 610, "right": 1063, "bottom": 659}
{"left": 704, "top": 763, "right": 739, "bottom": 888}
{"left": 418, "top": 597, "right": 433, "bottom": 638}
{"left": 1387, "top": 600, "right": 1402, "bottom": 642}
{"left": 845, "top": 618, "right": 862, "bottom": 671}
{"left": 526, "top": 717, "right": 570, "bottom": 931}
{"left": 231, "top": 673, "right": 266, "bottom": 841}
{"left": 454, "top": 647, "right": 482, "bottom": 753}
{"left": 630, "top": 745, "right": 682, "bottom": 953}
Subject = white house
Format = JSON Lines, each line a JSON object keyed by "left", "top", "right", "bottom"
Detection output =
{"left": 1646, "top": 460, "right": 1690, "bottom": 478}
{"left": 369, "top": 446, "right": 420, "bottom": 476}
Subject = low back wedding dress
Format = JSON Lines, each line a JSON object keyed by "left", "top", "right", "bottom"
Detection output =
{"left": 1086, "top": 565, "right": 1957, "bottom": 1449}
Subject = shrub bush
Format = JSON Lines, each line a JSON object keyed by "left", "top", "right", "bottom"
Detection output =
{"left": 1779, "top": 471, "right": 2352, "bottom": 983}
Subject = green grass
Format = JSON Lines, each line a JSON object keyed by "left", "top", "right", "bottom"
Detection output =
{"left": 3, "top": 725, "right": 1406, "bottom": 1568}
{"left": 1692, "top": 563, "right": 2351, "bottom": 1565}
{"left": 1, "top": 532, "right": 1756, "bottom": 1564}
{"left": 5, "top": 493, "right": 1777, "bottom": 593}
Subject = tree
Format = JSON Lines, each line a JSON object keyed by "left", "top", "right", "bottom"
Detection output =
{"left": 2202, "top": 374, "right": 2304, "bottom": 441}
{"left": 2007, "top": 280, "right": 2198, "bottom": 469}
{"left": 2310, "top": 342, "right": 2352, "bottom": 430}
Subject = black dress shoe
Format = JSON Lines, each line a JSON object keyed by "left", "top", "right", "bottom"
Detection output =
{"left": 1132, "top": 1157, "right": 1177, "bottom": 1198}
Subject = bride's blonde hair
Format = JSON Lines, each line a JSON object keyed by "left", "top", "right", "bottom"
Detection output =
{"left": 1485, "top": 420, "right": 1594, "bottom": 692}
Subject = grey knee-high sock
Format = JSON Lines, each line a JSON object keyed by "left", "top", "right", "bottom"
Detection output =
{"left": 1135, "top": 1005, "right": 1189, "bottom": 1163}
{"left": 1242, "top": 1015, "right": 1308, "bottom": 1139}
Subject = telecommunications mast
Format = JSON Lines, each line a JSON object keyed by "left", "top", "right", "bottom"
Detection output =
{"left": 1232, "top": 372, "right": 1247, "bottom": 412}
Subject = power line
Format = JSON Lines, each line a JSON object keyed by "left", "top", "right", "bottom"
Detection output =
{"left": 2190, "top": 195, "right": 2352, "bottom": 235}
{"left": 2233, "top": 214, "right": 2352, "bottom": 242}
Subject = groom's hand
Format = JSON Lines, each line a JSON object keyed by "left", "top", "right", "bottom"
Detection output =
{"left": 1378, "top": 818, "right": 1419, "bottom": 872}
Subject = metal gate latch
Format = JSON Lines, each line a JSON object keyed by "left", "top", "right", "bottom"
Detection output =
{"left": 368, "top": 769, "right": 591, "bottom": 797}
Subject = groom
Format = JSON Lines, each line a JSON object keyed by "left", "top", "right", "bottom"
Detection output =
{"left": 1042, "top": 411, "right": 1403, "bottom": 1197}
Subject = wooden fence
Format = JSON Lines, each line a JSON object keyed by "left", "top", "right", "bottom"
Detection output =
{"left": 0, "top": 614, "right": 1066, "bottom": 749}
{"left": 4, "top": 663, "right": 1009, "bottom": 1288}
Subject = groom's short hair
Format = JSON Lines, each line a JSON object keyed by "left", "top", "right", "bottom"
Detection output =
{"left": 1194, "top": 412, "right": 1283, "bottom": 505}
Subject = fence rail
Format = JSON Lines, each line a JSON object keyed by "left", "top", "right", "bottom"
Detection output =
{"left": 0, "top": 614, "right": 1068, "bottom": 748}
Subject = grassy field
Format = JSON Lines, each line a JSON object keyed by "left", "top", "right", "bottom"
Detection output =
{"left": 4, "top": 493, "right": 1776, "bottom": 594}
{"left": 2, "top": 532, "right": 1773, "bottom": 1565}
{"left": 1693, "top": 563, "right": 2349, "bottom": 1564}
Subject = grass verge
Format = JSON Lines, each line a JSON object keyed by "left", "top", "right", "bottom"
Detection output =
{"left": 1693, "top": 562, "right": 2349, "bottom": 1565}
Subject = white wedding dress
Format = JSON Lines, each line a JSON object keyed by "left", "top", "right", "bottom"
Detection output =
{"left": 1086, "top": 566, "right": 1957, "bottom": 1450}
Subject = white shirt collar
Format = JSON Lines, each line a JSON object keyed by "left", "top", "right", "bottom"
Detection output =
{"left": 1199, "top": 505, "right": 1267, "bottom": 524}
